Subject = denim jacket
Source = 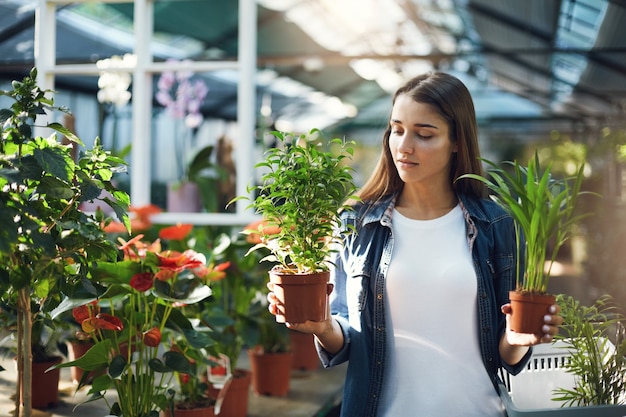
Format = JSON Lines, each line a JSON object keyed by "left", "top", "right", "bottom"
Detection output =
{"left": 317, "top": 193, "right": 532, "bottom": 417}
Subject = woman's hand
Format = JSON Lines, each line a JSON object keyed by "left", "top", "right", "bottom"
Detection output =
{"left": 501, "top": 303, "right": 564, "bottom": 346}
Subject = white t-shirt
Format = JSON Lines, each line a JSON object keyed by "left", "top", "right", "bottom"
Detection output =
{"left": 378, "top": 205, "right": 505, "bottom": 417}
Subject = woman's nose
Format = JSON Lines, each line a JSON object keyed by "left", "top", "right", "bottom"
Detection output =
{"left": 397, "top": 134, "right": 413, "bottom": 154}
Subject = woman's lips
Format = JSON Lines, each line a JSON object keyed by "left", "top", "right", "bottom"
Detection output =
{"left": 397, "top": 159, "right": 418, "bottom": 167}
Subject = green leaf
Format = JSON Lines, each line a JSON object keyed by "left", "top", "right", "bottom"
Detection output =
{"left": 108, "top": 354, "right": 127, "bottom": 378}
{"left": 55, "top": 340, "right": 112, "bottom": 370}
{"left": 38, "top": 176, "right": 74, "bottom": 199}
{"left": 183, "top": 328, "right": 215, "bottom": 349}
{"left": 148, "top": 358, "right": 172, "bottom": 373}
{"left": 163, "top": 350, "right": 195, "bottom": 373}
{"left": 34, "top": 146, "right": 72, "bottom": 183}
{"left": 89, "top": 374, "right": 114, "bottom": 393}
{"left": 47, "top": 122, "right": 84, "bottom": 146}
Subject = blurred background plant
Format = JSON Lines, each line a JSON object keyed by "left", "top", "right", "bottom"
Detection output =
{"left": 184, "top": 221, "right": 270, "bottom": 373}
{"left": 155, "top": 59, "right": 209, "bottom": 183}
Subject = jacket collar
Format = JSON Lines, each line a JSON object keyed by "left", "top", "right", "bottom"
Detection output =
{"left": 358, "top": 194, "right": 396, "bottom": 228}
{"left": 359, "top": 193, "right": 492, "bottom": 225}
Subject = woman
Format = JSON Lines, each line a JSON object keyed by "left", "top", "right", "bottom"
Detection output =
{"left": 268, "top": 72, "right": 563, "bottom": 416}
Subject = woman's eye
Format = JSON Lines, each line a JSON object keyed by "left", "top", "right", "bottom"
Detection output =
{"left": 416, "top": 133, "right": 433, "bottom": 139}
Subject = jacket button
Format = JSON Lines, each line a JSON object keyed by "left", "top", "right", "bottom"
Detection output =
{"left": 483, "top": 326, "right": 490, "bottom": 333}
{"left": 377, "top": 294, "right": 382, "bottom": 300}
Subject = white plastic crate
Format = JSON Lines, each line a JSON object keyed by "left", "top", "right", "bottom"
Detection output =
{"left": 500, "top": 340, "right": 575, "bottom": 409}
{"left": 498, "top": 339, "right": 626, "bottom": 416}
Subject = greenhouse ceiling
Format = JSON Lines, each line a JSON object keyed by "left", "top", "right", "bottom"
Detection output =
{"left": 0, "top": 0, "right": 625, "bottom": 135}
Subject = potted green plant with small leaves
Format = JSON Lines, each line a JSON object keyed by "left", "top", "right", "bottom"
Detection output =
{"left": 459, "top": 151, "right": 594, "bottom": 334}
{"left": 232, "top": 129, "right": 358, "bottom": 323}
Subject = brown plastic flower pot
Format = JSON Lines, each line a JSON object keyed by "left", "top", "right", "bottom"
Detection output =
{"left": 269, "top": 269, "right": 331, "bottom": 324}
{"left": 509, "top": 290, "right": 556, "bottom": 334}
{"left": 248, "top": 348, "right": 294, "bottom": 397}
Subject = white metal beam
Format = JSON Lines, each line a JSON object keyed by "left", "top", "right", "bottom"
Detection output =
{"left": 130, "top": 0, "right": 153, "bottom": 207}
{"left": 235, "top": 0, "right": 257, "bottom": 217}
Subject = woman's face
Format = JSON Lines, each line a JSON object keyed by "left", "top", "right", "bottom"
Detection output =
{"left": 389, "top": 94, "right": 457, "bottom": 188}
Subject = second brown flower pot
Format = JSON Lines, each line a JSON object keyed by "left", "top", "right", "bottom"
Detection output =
{"left": 289, "top": 331, "right": 320, "bottom": 371}
{"left": 248, "top": 347, "right": 293, "bottom": 397}
{"left": 508, "top": 290, "right": 556, "bottom": 334}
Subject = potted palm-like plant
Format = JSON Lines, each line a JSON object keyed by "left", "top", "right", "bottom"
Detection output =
{"left": 497, "top": 294, "right": 626, "bottom": 416}
{"left": 232, "top": 129, "right": 358, "bottom": 323}
{"left": 459, "top": 152, "right": 594, "bottom": 334}
{"left": 552, "top": 294, "right": 626, "bottom": 409}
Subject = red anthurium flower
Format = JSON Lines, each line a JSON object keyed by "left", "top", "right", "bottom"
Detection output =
{"left": 103, "top": 217, "right": 152, "bottom": 234}
{"left": 190, "top": 265, "right": 210, "bottom": 279}
{"left": 154, "top": 268, "right": 176, "bottom": 282}
{"left": 130, "top": 272, "right": 155, "bottom": 292}
{"left": 244, "top": 219, "right": 281, "bottom": 244}
{"left": 117, "top": 234, "right": 146, "bottom": 260}
{"left": 157, "top": 250, "right": 206, "bottom": 274}
{"left": 214, "top": 261, "right": 230, "bottom": 272}
{"left": 159, "top": 224, "right": 193, "bottom": 241}
{"left": 142, "top": 327, "right": 161, "bottom": 347}
{"left": 130, "top": 204, "right": 162, "bottom": 223}
{"left": 117, "top": 234, "right": 162, "bottom": 261}
{"left": 81, "top": 313, "right": 124, "bottom": 333}
{"left": 72, "top": 300, "right": 99, "bottom": 324}
{"left": 102, "top": 220, "right": 128, "bottom": 234}
{"left": 203, "top": 261, "right": 231, "bottom": 282}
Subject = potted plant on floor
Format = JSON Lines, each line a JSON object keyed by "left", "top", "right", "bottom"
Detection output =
{"left": 0, "top": 306, "right": 64, "bottom": 410}
{"left": 163, "top": 337, "right": 217, "bottom": 417}
{"left": 459, "top": 152, "right": 594, "bottom": 334}
{"left": 247, "top": 302, "right": 293, "bottom": 397}
{"left": 178, "top": 226, "right": 265, "bottom": 417}
{"left": 0, "top": 68, "right": 130, "bottom": 417}
{"left": 232, "top": 129, "right": 359, "bottom": 323}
